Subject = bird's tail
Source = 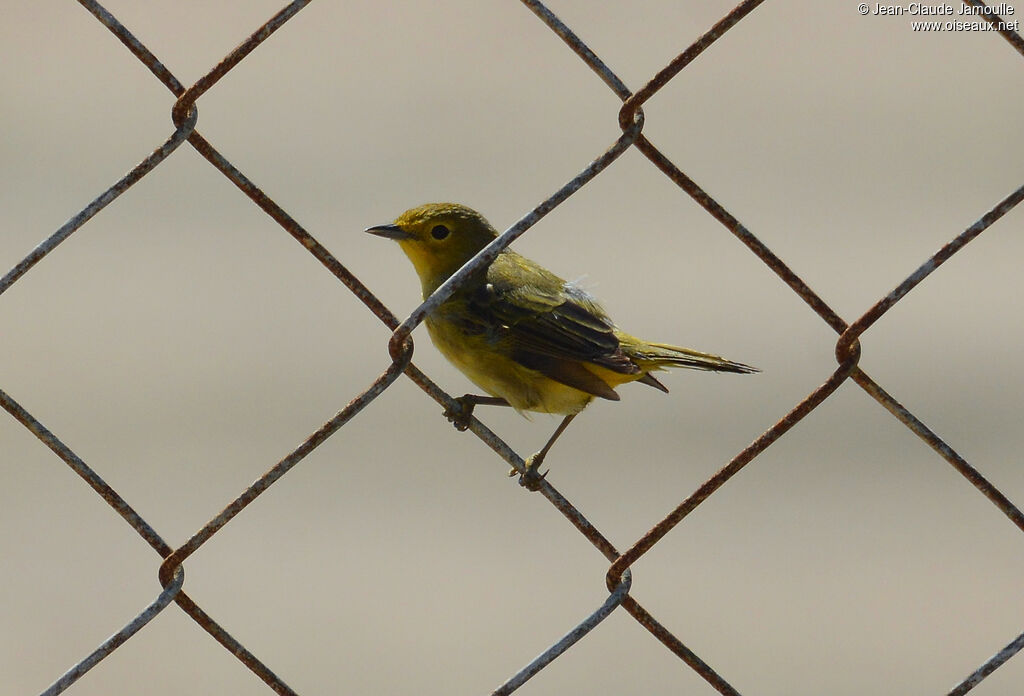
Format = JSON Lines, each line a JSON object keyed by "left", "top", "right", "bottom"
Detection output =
{"left": 640, "top": 342, "right": 758, "bottom": 374}
{"left": 591, "top": 334, "right": 757, "bottom": 393}
{"left": 620, "top": 335, "right": 758, "bottom": 382}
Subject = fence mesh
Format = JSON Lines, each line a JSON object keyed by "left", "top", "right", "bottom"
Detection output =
{"left": 3, "top": 1, "right": 1022, "bottom": 694}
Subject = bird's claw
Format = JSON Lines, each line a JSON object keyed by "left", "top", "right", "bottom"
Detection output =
{"left": 510, "top": 455, "right": 548, "bottom": 491}
{"left": 443, "top": 397, "right": 474, "bottom": 431}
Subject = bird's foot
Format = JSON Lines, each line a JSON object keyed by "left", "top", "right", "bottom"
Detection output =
{"left": 443, "top": 396, "right": 475, "bottom": 431}
{"left": 510, "top": 454, "right": 549, "bottom": 491}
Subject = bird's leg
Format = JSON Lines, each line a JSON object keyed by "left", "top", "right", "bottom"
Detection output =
{"left": 516, "top": 414, "right": 577, "bottom": 490}
{"left": 444, "top": 394, "right": 510, "bottom": 431}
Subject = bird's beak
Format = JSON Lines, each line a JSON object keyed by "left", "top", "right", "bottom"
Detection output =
{"left": 365, "top": 223, "right": 414, "bottom": 240}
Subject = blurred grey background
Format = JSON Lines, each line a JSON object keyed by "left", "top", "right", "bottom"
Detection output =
{"left": 2, "top": 1, "right": 1023, "bottom": 694}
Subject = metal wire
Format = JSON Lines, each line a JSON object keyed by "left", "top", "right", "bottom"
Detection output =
{"left": 3, "top": 1, "right": 1021, "bottom": 694}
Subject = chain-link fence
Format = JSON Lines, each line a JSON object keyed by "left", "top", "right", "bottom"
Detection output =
{"left": 3, "top": 1, "right": 1022, "bottom": 694}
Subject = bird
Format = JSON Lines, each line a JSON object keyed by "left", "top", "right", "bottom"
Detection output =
{"left": 367, "top": 203, "right": 756, "bottom": 486}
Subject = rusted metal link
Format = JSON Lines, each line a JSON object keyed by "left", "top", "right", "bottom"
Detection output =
{"left": 68, "top": 0, "right": 403, "bottom": 606}
{"left": 84, "top": 0, "right": 399, "bottom": 329}
{"left": 41, "top": 567, "right": 185, "bottom": 696}
{"left": 854, "top": 368, "right": 1024, "bottom": 533}
{"left": 519, "top": 0, "right": 632, "bottom": 99}
{"left": 607, "top": 358, "right": 859, "bottom": 591}
{"left": 62, "top": 4, "right": 315, "bottom": 693}
{"left": 614, "top": 137, "right": 1023, "bottom": 696}
{"left": 629, "top": 132, "right": 848, "bottom": 332}
{"left": 611, "top": 4, "right": 845, "bottom": 334}
{"left": 523, "top": 1, "right": 835, "bottom": 692}
{"left": 0, "top": 388, "right": 170, "bottom": 555}
{"left": 191, "top": 127, "right": 401, "bottom": 327}
{"left": 513, "top": 4, "right": 788, "bottom": 692}
{"left": 492, "top": 570, "right": 633, "bottom": 695}
{"left": 0, "top": 107, "right": 198, "bottom": 298}
{"left": 618, "top": 0, "right": 767, "bottom": 129}
{"left": 621, "top": 596, "right": 742, "bottom": 696}
{"left": 170, "top": 0, "right": 314, "bottom": 129}
{"left": 78, "top": 0, "right": 184, "bottom": 93}
{"left": 158, "top": 353, "right": 411, "bottom": 587}
{"left": 171, "top": 591, "right": 299, "bottom": 696}
{"left": 837, "top": 182, "right": 1024, "bottom": 364}
{"left": 592, "top": 5, "right": 860, "bottom": 690}
{"left": 597, "top": 5, "right": 1024, "bottom": 689}
{"left": 837, "top": 184, "right": 1024, "bottom": 536}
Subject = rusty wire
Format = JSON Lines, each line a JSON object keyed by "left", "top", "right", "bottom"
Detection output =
{"left": 3, "top": 1, "right": 1023, "bottom": 695}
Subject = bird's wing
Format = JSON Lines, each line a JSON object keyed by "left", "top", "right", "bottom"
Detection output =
{"left": 469, "top": 253, "right": 638, "bottom": 399}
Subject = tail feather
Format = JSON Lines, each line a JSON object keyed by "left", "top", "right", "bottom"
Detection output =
{"left": 637, "top": 372, "right": 670, "bottom": 392}
{"left": 632, "top": 341, "right": 759, "bottom": 375}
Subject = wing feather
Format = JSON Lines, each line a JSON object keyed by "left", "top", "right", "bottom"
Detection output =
{"left": 467, "top": 252, "right": 638, "bottom": 399}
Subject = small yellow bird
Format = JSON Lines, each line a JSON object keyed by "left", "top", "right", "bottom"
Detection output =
{"left": 368, "top": 203, "right": 756, "bottom": 484}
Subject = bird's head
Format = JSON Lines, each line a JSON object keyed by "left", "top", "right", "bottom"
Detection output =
{"left": 367, "top": 203, "right": 499, "bottom": 294}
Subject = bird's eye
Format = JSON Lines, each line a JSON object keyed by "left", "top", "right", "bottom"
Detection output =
{"left": 430, "top": 224, "right": 450, "bottom": 240}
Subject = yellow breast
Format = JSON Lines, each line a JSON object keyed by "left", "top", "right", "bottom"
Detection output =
{"left": 425, "top": 314, "right": 595, "bottom": 415}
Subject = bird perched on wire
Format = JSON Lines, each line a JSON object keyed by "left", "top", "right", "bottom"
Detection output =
{"left": 367, "top": 203, "right": 756, "bottom": 487}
